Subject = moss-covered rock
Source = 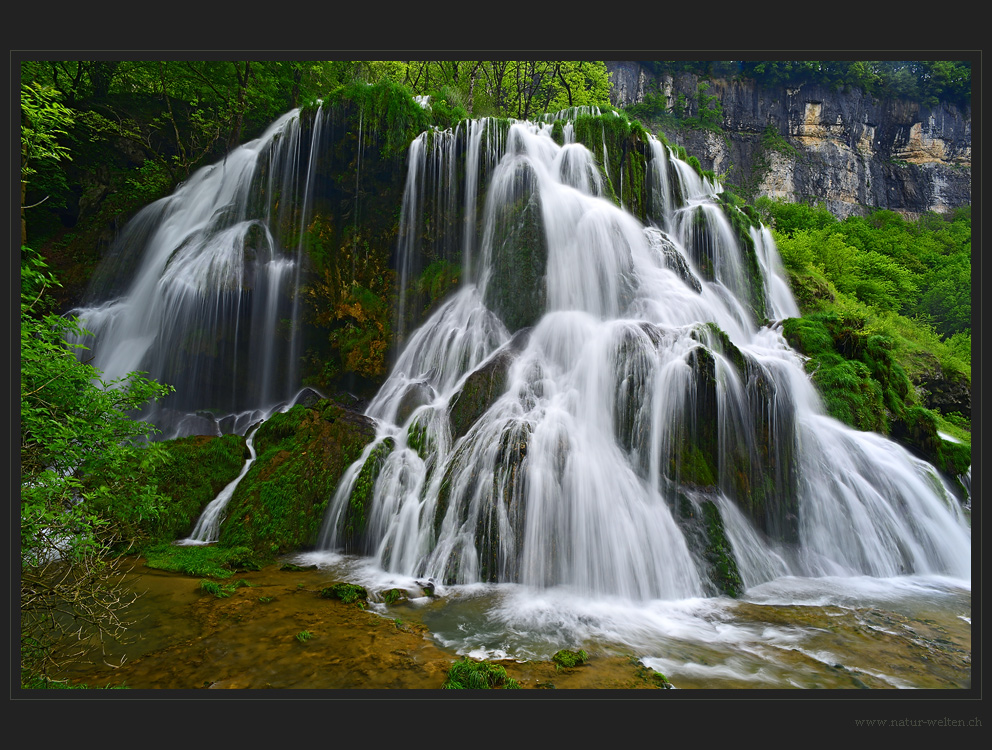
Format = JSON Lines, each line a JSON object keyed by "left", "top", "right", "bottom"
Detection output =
{"left": 552, "top": 648, "right": 588, "bottom": 669}
{"left": 447, "top": 349, "right": 515, "bottom": 441}
{"left": 673, "top": 492, "right": 743, "bottom": 598}
{"left": 475, "top": 421, "right": 532, "bottom": 583}
{"left": 717, "top": 192, "right": 767, "bottom": 323}
{"left": 482, "top": 160, "right": 547, "bottom": 332}
{"left": 318, "top": 582, "right": 368, "bottom": 604}
{"left": 701, "top": 499, "right": 744, "bottom": 597}
{"left": 218, "top": 399, "right": 376, "bottom": 554}
{"left": 571, "top": 112, "right": 651, "bottom": 219}
{"left": 783, "top": 310, "right": 970, "bottom": 496}
{"left": 666, "top": 345, "right": 719, "bottom": 488}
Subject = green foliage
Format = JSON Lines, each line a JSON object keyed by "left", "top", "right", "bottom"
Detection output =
{"left": 20, "top": 247, "right": 174, "bottom": 681}
{"left": 737, "top": 60, "right": 971, "bottom": 108}
{"left": 782, "top": 308, "right": 970, "bottom": 476}
{"left": 20, "top": 249, "right": 173, "bottom": 558}
{"left": 766, "top": 202, "right": 971, "bottom": 372}
{"left": 417, "top": 259, "right": 461, "bottom": 312}
{"left": 296, "top": 630, "right": 313, "bottom": 642}
{"left": 324, "top": 79, "right": 432, "bottom": 162}
{"left": 20, "top": 81, "right": 74, "bottom": 187}
{"left": 443, "top": 657, "right": 521, "bottom": 689}
{"left": 761, "top": 124, "right": 798, "bottom": 156}
{"left": 694, "top": 81, "right": 724, "bottom": 130}
{"left": 399, "top": 60, "right": 611, "bottom": 119}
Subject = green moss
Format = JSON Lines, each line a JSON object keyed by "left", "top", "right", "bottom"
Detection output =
{"left": 784, "top": 314, "right": 900, "bottom": 433}
{"left": 666, "top": 346, "right": 718, "bottom": 488}
{"left": 86, "top": 433, "right": 247, "bottom": 549}
{"left": 629, "top": 658, "right": 675, "bottom": 689}
{"left": 218, "top": 400, "right": 376, "bottom": 554}
{"left": 552, "top": 649, "right": 588, "bottom": 670}
{"left": 701, "top": 500, "right": 744, "bottom": 598}
{"left": 782, "top": 311, "right": 969, "bottom": 482}
{"left": 381, "top": 588, "right": 404, "bottom": 605}
{"left": 318, "top": 582, "right": 368, "bottom": 604}
{"left": 199, "top": 578, "right": 253, "bottom": 598}
{"left": 571, "top": 113, "right": 651, "bottom": 219}
{"left": 323, "top": 80, "right": 433, "bottom": 162}
{"left": 406, "top": 416, "right": 432, "bottom": 459}
{"left": 417, "top": 258, "right": 461, "bottom": 313}
{"left": 143, "top": 543, "right": 266, "bottom": 579}
{"left": 674, "top": 441, "right": 717, "bottom": 487}
{"left": 442, "top": 657, "right": 520, "bottom": 689}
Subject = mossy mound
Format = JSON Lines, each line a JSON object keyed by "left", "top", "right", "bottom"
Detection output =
{"left": 552, "top": 649, "right": 588, "bottom": 669}
{"left": 143, "top": 543, "right": 265, "bottom": 579}
{"left": 87, "top": 432, "right": 248, "bottom": 549}
{"left": 318, "top": 583, "right": 368, "bottom": 604}
{"left": 217, "top": 399, "right": 376, "bottom": 554}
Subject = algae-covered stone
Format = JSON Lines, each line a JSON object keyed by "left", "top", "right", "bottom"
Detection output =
{"left": 318, "top": 582, "right": 368, "bottom": 604}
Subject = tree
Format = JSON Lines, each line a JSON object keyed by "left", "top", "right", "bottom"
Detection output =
{"left": 20, "top": 81, "right": 74, "bottom": 244}
{"left": 20, "top": 248, "right": 173, "bottom": 685}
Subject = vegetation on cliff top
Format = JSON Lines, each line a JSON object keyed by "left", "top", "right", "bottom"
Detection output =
{"left": 639, "top": 60, "right": 972, "bottom": 109}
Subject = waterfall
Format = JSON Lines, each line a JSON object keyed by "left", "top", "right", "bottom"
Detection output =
{"left": 69, "top": 108, "right": 320, "bottom": 439}
{"left": 70, "top": 98, "right": 968, "bottom": 600}
{"left": 321, "top": 112, "right": 970, "bottom": 599}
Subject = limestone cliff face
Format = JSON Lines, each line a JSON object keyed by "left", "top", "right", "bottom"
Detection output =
{"left": 607, "top": 62, "right": 971, "bottom": 219}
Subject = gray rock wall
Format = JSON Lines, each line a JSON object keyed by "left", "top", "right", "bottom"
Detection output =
{"left": 606, "top": 62, "right": 971, "bottom": 219}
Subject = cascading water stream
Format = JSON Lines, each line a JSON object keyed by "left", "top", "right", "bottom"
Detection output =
{"left": 179, "top": 424, "right": 261, "bottom": 545}
{"left": 319, "top": 112, "right": 970, "bottom": 603}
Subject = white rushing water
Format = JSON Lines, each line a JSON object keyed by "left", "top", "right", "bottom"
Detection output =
{"left": 68, "top": 109, "right": 312, "bottom": 438}
{"left": 317, "top": 112, "right": 970, "bottom": 609}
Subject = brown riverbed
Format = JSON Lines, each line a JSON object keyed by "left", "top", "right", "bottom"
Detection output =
{"left": 44, "top": 554, "right": 972, "bottom": 694}
{"left": 51, "top": 559, "right": 672, "bottom": 691}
